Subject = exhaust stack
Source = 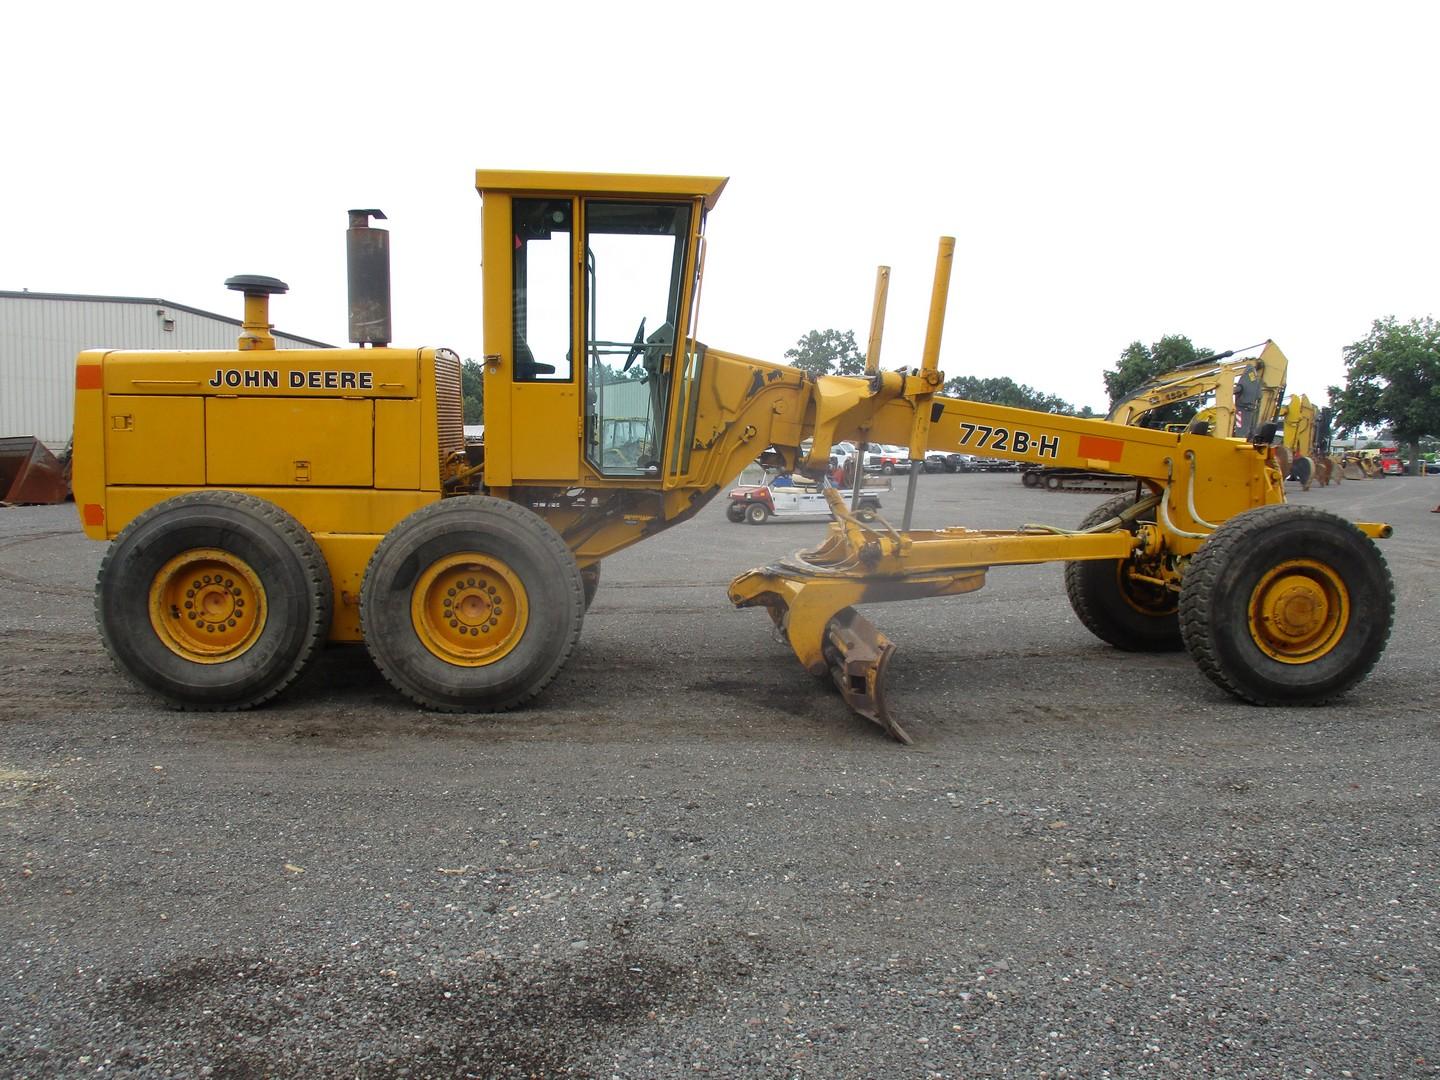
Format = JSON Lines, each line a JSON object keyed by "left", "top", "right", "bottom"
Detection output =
{"left": 347, "top": 209, "right": 391, "bottom": 347}
{"left": 225, "top": 274, "right": 288, "bottom": 351}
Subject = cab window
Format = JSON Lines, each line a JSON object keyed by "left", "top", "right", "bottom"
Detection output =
{"left": 583, "top": 200, "right": 692, "bottom": 476}
{"left": 512, "top": 198, "right": 573, "bottom": 381}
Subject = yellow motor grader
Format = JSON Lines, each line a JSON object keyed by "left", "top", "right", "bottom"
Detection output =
{"left": 72, "top": 171, "right": 1395, "bottom": 741}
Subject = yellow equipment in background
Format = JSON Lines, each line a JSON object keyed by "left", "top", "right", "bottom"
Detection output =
{"left": 73, "top": 171, "right": 1396, "bottom": 741}
{"left": 1274, "top": 394, "right": 1319, "bottom": 489}
{"left": 1342, "top": 448, "right": 1384, "bottom": 480}
{"left": 1023, "top": 344, "right": 1291, "bottom": 492}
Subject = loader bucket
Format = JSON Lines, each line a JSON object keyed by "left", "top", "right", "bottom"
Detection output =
{"left": 0, "top": 437, "right": 70, "bottom": 505}
{"left": 1341, "top": 457, "right": 1368, "bottom": 481}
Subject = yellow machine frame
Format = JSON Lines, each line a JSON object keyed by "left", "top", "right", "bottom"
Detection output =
{"left": 72, "top": 170, "right": 1395, "bottom": 740}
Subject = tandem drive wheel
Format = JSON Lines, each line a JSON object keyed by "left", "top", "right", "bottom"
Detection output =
{"left": 1179, "top": 505, "right": 1394, "bottom": 704}
{"left": 95, "top": 491, "right": 332, "bottom": 709}
{"left": 360, "top": 496, "right": 584, "bottom": 711}
{"left": 1064, "top": 491, "right": 1182, "bottom": 652}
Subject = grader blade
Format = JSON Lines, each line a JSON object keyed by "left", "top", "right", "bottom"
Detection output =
{"left": 823, "top": 607, "right": 908, "bottom": 743}
{"left": 730, "top": 490, "right": 1142, "bottom": 742}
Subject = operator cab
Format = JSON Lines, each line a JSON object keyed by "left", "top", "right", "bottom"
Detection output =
{"left": 477, "top": 170, "right": 727, "bottom": 487}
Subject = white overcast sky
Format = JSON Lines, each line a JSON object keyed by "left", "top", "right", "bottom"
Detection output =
{"left": 4, "top": 1, "right": 1436, "bottom": 412}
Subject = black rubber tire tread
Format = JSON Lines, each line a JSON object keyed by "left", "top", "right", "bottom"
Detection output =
{"left": 1022, "top": 470, "right": 1041, "bottom": 488}
{"left": 745, "top": 503, "right": 769, "bottom": 524}
{"left": 1178, "top": 504, "right": 1394, "bottom": 705}
{"left": 1064, "top": 491, "right": 1183, "bottom": 652}
{"left": 725, "top": 503, "right": 746, "bottom": 523}
{"left": 360, "top": 496, "right": 584, "bottom": 712}
{"left": 580, "top": 562, "right": 602, "bottom": 611}
{"left": 855, "top": 507, "right": 878, "bottom": 523}
{"left": 94, "top": 490, "right": 332, "bottom": 710}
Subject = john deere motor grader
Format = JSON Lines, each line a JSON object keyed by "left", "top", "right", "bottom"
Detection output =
{"left": 72, "top": 171, "right": 1395, "bottom": 742}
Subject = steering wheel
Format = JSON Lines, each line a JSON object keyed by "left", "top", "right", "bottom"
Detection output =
{"left": 622, "top": 318, "right": 648, "bottom": 372}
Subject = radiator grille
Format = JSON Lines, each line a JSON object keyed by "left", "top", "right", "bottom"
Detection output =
{"left": 434, "top": 350, "right": 465, "bottom": 474}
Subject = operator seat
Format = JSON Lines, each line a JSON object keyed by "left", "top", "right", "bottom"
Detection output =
{"left": 513, "top": 336, "right": 555, "bottom": 380}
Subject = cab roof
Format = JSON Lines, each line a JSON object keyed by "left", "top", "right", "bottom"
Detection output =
{"left": 474, "top": 169, "right": 729, "bottom": 210}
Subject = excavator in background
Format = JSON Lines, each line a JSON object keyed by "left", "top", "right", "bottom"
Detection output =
{"left": 72, "top": 171, "right": 1395, "bottom": 743}
{"left": 1020, "top": 344, "right": 1290, "bottom": 492}
{"left": 1272, "top": 394, "right": 1340, "bottom": 489}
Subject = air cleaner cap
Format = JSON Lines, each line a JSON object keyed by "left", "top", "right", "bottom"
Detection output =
{"left": 225, "top": 275, "right": 289, "bottom": 295}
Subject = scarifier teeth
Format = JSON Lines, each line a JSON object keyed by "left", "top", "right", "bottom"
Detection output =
{"left": 823, "top": 607, "right": 910, "bottom": 744}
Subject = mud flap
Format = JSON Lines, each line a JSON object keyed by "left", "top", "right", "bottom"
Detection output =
{"left": 823, "top": 607, "right": 909, "bottom": 744}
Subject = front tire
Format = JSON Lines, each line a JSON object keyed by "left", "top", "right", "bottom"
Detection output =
{"left": 95, "top": 491, "right": 331, "bottom": 709}
{"left": 1065, "top": 492, "right": 1182, "bottom": 652}
{"left": 360, "top": 497, "right": 584, "bottom": 712}
{"left": 1179, "top": 505, "right": 1393, "bottom": 704}
{"left": 725, "top": 503, "right": 746, "bottom": 523}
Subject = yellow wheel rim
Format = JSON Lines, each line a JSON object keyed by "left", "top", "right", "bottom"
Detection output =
{"left": 148, "top": 548, "right": 267, "bottom": 663}
{"left": 410, "top": 554, "right": 528, "bottom": 666}
{"left": 1247, "top": 559, "right": 1348, "bottom": 664}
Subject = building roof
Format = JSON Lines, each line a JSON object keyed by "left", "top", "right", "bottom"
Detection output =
{"left": 0, "top": 289, "right": 333, "bottom": 348}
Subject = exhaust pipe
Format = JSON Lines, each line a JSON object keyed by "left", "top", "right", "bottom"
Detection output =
{"left": 347, "top": 209, "right": 391, "bottom": 347}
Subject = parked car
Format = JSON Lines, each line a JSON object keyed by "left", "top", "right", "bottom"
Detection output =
{"left": 863, "top": 444, "right": 911, "bottom": 474}
{"left": 726, "top": 475, "right": 881, "bottom": 524}
{"left": 971, "top": 457, "right": 1021, "bottom": 472}
{"left": 923, "top": 450, "right": 974, "bottom": 473}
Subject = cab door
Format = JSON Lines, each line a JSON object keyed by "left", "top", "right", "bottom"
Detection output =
{"left": 481, "top": 194, "right": 582, "bottom": 484}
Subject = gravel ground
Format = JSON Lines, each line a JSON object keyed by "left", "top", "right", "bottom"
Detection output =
{"left": 1, "top": 473, "right": 1436, "bottom": 1078}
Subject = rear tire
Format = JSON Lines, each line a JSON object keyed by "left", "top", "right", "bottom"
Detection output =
{"left": 1179, "top": 505, "right": 1393, "bottom": 704}
{"left": 745, "top": 503, "right": 770, "bottom": 525}
{"left": 95, "top": 491, "right": 331, "bottom": 709}
{"left": 360, "top": 497, "right": 583, "bottom": 711}
{"left": 1065, "top": 492, "right": 1182, "bottom": 652}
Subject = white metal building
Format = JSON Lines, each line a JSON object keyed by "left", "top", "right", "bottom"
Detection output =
{"left": 0, "top": 290, "right": 331, "bottom": 446}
